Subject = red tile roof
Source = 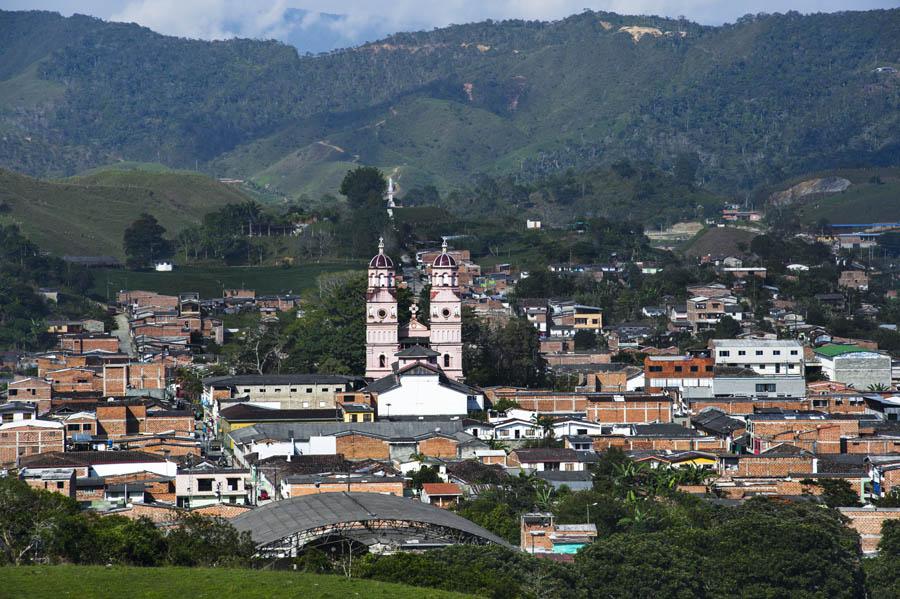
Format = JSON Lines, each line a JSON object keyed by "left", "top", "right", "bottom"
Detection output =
{"left": 422, "top": 482, "right": 462, "bottom": 496}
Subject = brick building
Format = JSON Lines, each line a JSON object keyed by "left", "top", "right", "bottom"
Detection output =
{"left": 103, "top": 363, "right": 168, "bottom": 396}
{"left": 838, "top": 508, "right": 900, "bottom": 554}
{"left": 746, "top": 411, "right": 861, "bottom": 454}
{"left": 644, "top": 355, "right": 714, "bottom": 393}
{"left": 6, "top": 377, "right": 52, "bottom": 412}
{"left": 0, "top": 420, "right": 65, "bottom": 466}
{"left": 281, "top": 473, "right": 405, "bottom": 498}
{"left": 59, "top": 334, "right": 121, "bottom": 354}
{"left": 585, "top": 394, "right": 673, "bottom": 425}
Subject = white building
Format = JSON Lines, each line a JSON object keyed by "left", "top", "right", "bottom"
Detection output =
{"left": 711, "top": 339, "right": 804, "bottom": 377}
{"left": 814, "top": 345, "right": 892, "bottom": 390}
{"left": 364, "top": 362, "right": 483, "bottom": 418}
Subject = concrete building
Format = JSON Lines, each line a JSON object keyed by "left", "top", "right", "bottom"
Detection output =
{"left": 710, "top": 366, "right": 807, "bottom": 398}
{"left": 711, "top": 339, "right": 804, "bottom": 377}
{"left": 814, "top": 344, "right": 892, "bottom": 390}
{"left": 176, "top": 464, "right": 250, "bottom": 507}
{"left": 644, "top": 355, "right": 714, "bottom": 393}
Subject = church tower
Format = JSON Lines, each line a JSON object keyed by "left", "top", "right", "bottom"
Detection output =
{"left": 365, "top": 238, "right": 398, "bottom": 380}
{"left": 428, "top": 239, "right": 464, "bottom": 381}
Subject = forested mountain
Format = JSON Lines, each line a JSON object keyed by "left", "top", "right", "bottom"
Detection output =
{"left": 1, "top": 8, "right": 898, "bottom": 200}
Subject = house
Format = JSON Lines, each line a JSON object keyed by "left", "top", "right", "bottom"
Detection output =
{"left": 707, "top": 366, "right": 807, "bottom": 399}
{"left": 839, "top": 270, "right": 869, "bottom": 291}
{"left": 218, "top": 404, "right": 340, "bottom": 437}
{"left": 814, "top": 344, "right": 892, "bottom": 390}
{"left": 175, "top": 464, "right": 250, "bottom": 507}
{"left": 281, "top": 472, "right": 405, "bottom": 498}
{"left": 0, "top": 401, "right": 38, "bottom": 424}
{"left": 421, "top": 482, "right": 463, "bottom": 508}
{"left": 686, "top": 296, "right": 743, "bottom": 331}
{"left": 508, "top": 448, "right": 585, "bottom": 471}
{"left": 17, "top": 450, "right": 177, "bottom": 478}
{"left": 521, "top": 512, "right": 597, "bottom": 555}
{"left": 745, "top": 410, "right": 861, "bottom": 454}
{"left": 21, "top": 468, "right": 77, "bottom": 498}
{"left": 644, "top": 355, "right": 714, "bottom": 393}
{"left": 585, "top": 394, "right": 673, "bottom": 425}
{"left": 711, "top": 339, "right": 804, "bottom": 377}
{"left": 573, "top": 305, "right": 603, "bottom": 332}
{"left": 202, "top": 374, "right": 362, "bottom": 415}
{"left": 6, "top": 377, "right": 53, "bottom": 412}
{"left": 492, "top": 418, "right": 543, "bottom": 441}
{"left": 0, "top": 419, "right": 65, "bottom": 466}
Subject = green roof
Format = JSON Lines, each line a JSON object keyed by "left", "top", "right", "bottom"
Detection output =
{"left": 814, "top": 344, "right": 872, "bottom": 358}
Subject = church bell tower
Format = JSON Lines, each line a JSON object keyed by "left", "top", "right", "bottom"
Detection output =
{"left": 428, "top": 239, "right": 464, "bottom": 381}
{"left": 365, "top": 238, "right": 398, "bottom": 379}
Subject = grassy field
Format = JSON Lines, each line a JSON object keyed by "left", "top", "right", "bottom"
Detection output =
{"left": 1, "top": 566, "right": 472, "bottom": 599}
{"left": 89, "top": 263, "right": 363, "bottom": 299}
{"left": 681, "top": 226, "right": 758, "bottom": 258}
{"left": 0, "top": 167, "right": 256, "bottom": 257}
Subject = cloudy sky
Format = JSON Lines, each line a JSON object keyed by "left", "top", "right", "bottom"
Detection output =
{"left": 2, "top": 0, "right": 896, "bottom": 52}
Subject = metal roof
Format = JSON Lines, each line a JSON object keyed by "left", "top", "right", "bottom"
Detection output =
{"left": 231, "top": 492, "right": 509, "bottom": 548}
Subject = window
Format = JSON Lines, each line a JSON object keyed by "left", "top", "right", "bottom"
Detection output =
{"left": 738, "top": 350, "right": 746, "bottom": 356}
{"left": 56, "top": 482, "right": 65, "bottom": 489}
{"left": 577, "top": 428, "right": 588, "bottom": 435}
{"left": 226, "top": 477, "right": 240, "bottom": 491}
{"left": 319, "top": 401, "right": 327, "bottom": 407}
{"left": 705, "top": 366, "right": 713, "bottom": 372}
{"left": 290, "top": 388, "right": 297, "bottom": 393}
{"left": 649, "top": 366, "right": 663, "bottom": 373}
{"left": 444, "top": 354, "right": 451, "bottom": 368}
{"left": 755, "top": 384, "right": 776, "bottom": 393}
{"left": 83, "top": 423, "right": 92, "bottom": 431}
{"left": 773, "top": 350, "right": 781, "bottom": 356}
{"left": 197, "top": 479, "right": 213, "bottom": 492}
{"left": 674, "top": 366, "right": 683, "bottom": 373}
{"left": 67, "top": 424, "right": 79, "bottom": 431}
{"left": 257, "top": 388, "right": 266, "bottom": 393}
{"left": 302, "top": 402, "right": 310, "bottom": 408}
{"left": 306, "top": 388, "right": 313, "bottom": 393}
{"left": 243, "top": 388, "right": 251, "bottom": 393}
{"left": 379, "top": 355, "right": 387, "bottom": 368}
{"left": 690, "top": 366, "right": 698, "bottom": 373}
{"left": 755, "top": 350, "right": 763, "bottom": 356}
{"left": 719, "top": 351, "right": 730, "bottom": 357}
{"left": 7, "top": 389, "right": 16, "bottom": 396}
{"left": 2, "top": 414, "right": 12, "bottom": 423}
{"left": 790, "top": 350, "right": 798, "bottom": 356}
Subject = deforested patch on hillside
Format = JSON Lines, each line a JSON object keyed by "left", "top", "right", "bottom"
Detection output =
{"left": 770, "top": 177, "right": 852, "bottom": 206}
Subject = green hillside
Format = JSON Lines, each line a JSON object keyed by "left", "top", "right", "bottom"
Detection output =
{"left": 1, "top": 9, "right": 899, "bottom": 201}
{"left": 762, "top": 167, "right": 900, "bottom": 225}
{"left": 2, "top": 566, "right": 471, "bottom": 599}
{"left": 0, "top": 167, "right": 255, "bottom": 257}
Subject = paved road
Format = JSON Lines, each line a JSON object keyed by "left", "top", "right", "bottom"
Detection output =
{"left": 113, "top": 312, "right": 135, "bottom": 358}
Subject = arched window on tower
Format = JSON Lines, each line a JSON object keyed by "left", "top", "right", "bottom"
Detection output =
{"left": 444, "top": 354, "right": 451, "bottom": 368}
{"left": 379, "top": 355, "right": 386, "bottom": 368}
{"left": 378, "top": 273, "right": 386, "bottom": 287}
{"left": 442, "top": 273, "right": 449, "bottom": 286}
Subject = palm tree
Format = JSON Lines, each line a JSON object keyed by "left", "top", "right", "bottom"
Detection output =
{"left": 868, "top": 383, "right": 889, "bottom": 392}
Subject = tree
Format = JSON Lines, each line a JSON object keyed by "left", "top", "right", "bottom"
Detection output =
{"left": 92, "top": 515, "right": 166, "bottom": 566}
{"left": 713, "top": 315, "right": 742, "bottom": 338}
{"left": 282, "top": 274, "right": 366, "bottom": 374}
{"left": 573, "top": 329, "right": 598, "bottom": 350}
{"left": 122, "top": 213, "right": 173, "bottom": 269}
{"left": 165, "top": 513, "right": 255, "bottom": 567}
{"left": 339, "top": 166, "right": 387, "bottom": 209}
{"left": 673, "top": 151, "right": 700, "bottom": 186}
{"left": 409, "top": 465, "right": 442, "bottom": 491}
{"left": 0, "top": 477, "right": 82, "bottom": 565}
{"left": 800, "top": 478, "right": 861, "bottom": 508}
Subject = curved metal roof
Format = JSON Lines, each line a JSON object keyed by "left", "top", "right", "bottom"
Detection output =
{"left": 232, "top": 492, "right": 509, "bottom": 547}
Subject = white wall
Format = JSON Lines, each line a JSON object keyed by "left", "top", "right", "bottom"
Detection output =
{"left": 92, "top": 461, "right": 177, "bottom": 478}
{"left": 379, "top": 374, "right": 469, "bottom": 416}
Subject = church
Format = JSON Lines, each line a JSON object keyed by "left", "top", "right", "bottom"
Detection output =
{"left": 365, "top": 238, "right": 463, "bottom": 381}
{"left": 363, "top": 238, "right": 483, "bottom": 417}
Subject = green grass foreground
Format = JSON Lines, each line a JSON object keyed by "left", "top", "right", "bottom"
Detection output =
{"left": 1, "top": 566, "right": 473, "bottom": 598}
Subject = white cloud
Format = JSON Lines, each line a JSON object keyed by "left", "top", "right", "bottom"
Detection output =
{"left": 3, "top": 0, "right": 897, "bottom": 47}
{"left": 109, "top": 0, "right": 291, "bottom": 40}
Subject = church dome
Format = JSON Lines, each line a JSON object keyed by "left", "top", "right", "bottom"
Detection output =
{"left": 369, "top": 238, "right": 394, "bottom": 269}
{"left": 432, "top": 239, "right": 456, "bottom": 268}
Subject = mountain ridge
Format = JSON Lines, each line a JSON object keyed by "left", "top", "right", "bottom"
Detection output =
{"left": 1, "top": 8, "right": 899, "bottom": 200}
